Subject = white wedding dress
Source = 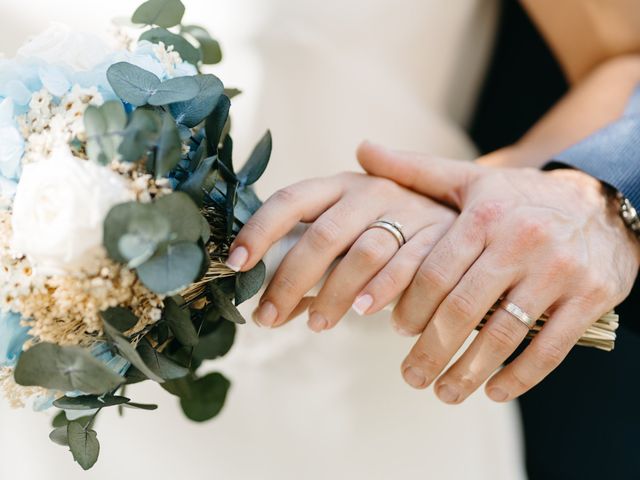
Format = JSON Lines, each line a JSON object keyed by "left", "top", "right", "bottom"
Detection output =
{"left": 0, "top": 1, "right": 526, "bottom": 479}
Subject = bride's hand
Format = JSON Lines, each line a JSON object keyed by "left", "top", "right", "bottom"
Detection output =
{"left": 226, "top": 172, "right": 456, "bottom": 331}
{"left": 358, "top": 142, "right": 640, "bottom": 404}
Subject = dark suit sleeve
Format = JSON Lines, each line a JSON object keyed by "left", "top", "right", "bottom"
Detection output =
{"left": 544, "top": 86, "right": 640, "bottom": 208}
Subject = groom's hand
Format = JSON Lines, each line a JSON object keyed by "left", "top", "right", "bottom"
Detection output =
{"left": 358, "top": 142, "right": 640, "bottom": 403}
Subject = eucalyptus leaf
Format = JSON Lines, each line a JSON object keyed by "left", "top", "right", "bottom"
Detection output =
{"left": 224, "top": 88, "right": 242, "bottom": 99}
{"left": 103, "top": 201, "right": 171, "bottom": 265}
{"left": 107, "top": 62, "right": 161, "bottom": 106}
{"left": 14, "top": 343, "right": 125, "bottom": 395}
{"left": 52, "top": 411, "right": 68, "bottom": 428}
{"left": 179, "top": 373, "right": 230, "bottom": 422}
{"left": 154, "top": 192, "right": 203, "bottom": 243}
{"left": 49, "top": 427, "right": 69, "bottom": 447}
{"left": 140, "top": 28, "right": 201, "bottom": 66}
{"left": 234, "top": 186, "right": 263, "bottom": 225}
{"left": 102, "top": 320, "right": 164, "bottom": 383}
{"left": 238, "top": 130, "right": 272, "bottom": 186}
{"left": 136, "top": 340, "right": 189, "bottom": 380}
{"left": 177, "top": 155, "right": 216, "bottom": 206}
{"left": 155, "top": 114, "right": 182, "bottom": 178}
{"left": 235, "top": 261, "right": 266, "bottom": 305}
{"left": 68, "top": 421, "right": 100, "bottom": 471}
{"left": 182, "top": 25, "right": 222, "bottom": 64}
{"left": 148, "top": 76, "right": 200, "bottom": 106}
{"left": 193, "top": 320, "right": 235, "bottom": 361}
{"left": 53, "top": 395, "right": 131, "bottom": 410}
{"left": 137, "top": 242, "right": 204, "bottom": 295}
{"left": 169, "top": 74, "right": 224, "bottom": 128}
{"left": 209, "top": 283, "right": 246, "bottom": 324}
{"left": 132, "top": 0, "right": 185, "bottom": 27}
{"left": 163, "top": 297, "right": 198, "bottom": 347}
{"left": 119, "top": 108, "right": 162, "bottom": 162}
{"left": 84, "top": 101, "right": 126, "bottom": 164}
{"left": 100, "top": 307, "right": 138, "bottom": 333}
{"left": 123, "top": 402, "right": 159, "bottom": 411}
{"left": 205, "top": 94, "right": 230, "bottom": 155}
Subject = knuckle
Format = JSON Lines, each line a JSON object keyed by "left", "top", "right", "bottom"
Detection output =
{"left": 241, "top": 217, "right": 269, "bottom": 239}
{"left": 270, "top": 272, "right": 298, "bottom": 297}
{"left": 414, "top": 263, "right": 449, "bottom": 293}
{"left": 409, "top": 348, "right": 441, "bottom": 374}
{"left": 584, "top": 275, "right": 614, "bottom": 304}
{"left": 445, "top": 371, "right": 477, "bottom": 393}
{"left": 531, "top": 340, "right": 567, "bottom": 371}
{"left": 270, "top": 186, "right": 298, "bottom": 204}
{"left": 505, "top": 368, "right": 529, "bottom": 392}
{"left": 513, "top": 218, "right": 548, "bottom": 248}
{"left": 307, "top": 217, "right": 341, "bottom": 251}
{"left": 485, "top": 320, "right": 522, "bottom": 352}
{"left": 353, "top": 236, "right": 389, "bottom": 264}
{"left": 373, "top": 268, "right": 402, "bottom": 292}
{"left": 470, "top": 201, "right": 505, "bottom": 227}
{"left": 443, "top": 291, "right": 476, "bottom": 320}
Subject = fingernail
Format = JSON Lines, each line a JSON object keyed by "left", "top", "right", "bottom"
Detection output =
{"left": 253, "top": 301, "right": 278, "bottom": 327}
{"left": 392, "top": 320, "right": 414, "bottom": 337}
{"left": 403, "top": 366, "right": 427, "bottom": 389}
{"left": 307, "top": 312, "right": 328, "bottom": 333}
{"left": 352, "top": 294, "right": 373, "bottom": 316}
{"left": 226, "top": 246, "right": 248, "bottom": 272}
{"left": 437, "top": 384, "right": 460, "bottom": 404}
{"left": 487, "top": 387, "right": 509, "bottom": 402}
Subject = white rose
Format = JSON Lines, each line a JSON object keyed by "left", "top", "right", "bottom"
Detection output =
{"left": 17, "top": 23, "right": 109, "bottom": 71}
{"left": 11, "top": 149, "right": 133, "bottom": 274}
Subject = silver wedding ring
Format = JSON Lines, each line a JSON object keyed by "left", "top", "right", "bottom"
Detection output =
{"left": 500, "top": 300, "right": 536, "bottom": 330}
{"left": 365, "top": 220, "right": 406, "bottom": 248}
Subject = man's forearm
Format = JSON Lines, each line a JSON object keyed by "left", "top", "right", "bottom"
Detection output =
{"left": 478, "top": 54, "right": 640, "bottom": 168}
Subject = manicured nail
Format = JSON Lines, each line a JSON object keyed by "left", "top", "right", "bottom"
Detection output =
{"left": 307, "top": 312, "right": 328, "bottom": 333}
{"left": 253, "top": 301, "right": 277, "bottom": 327}
{"left": 226, "top": 246, "right": 248, "bottom": 272}
{"left": 487, "top": 387, "right": 509, "bottom": 402}
{"left": 403, "top": 366, "right": 427, "bottom": 388}
{"left": 352, "top": 294, "right": 373, "bottom": 316}
{"left": 392, "top": 320, "right": 414, "bottom": 337}
{"left": 437, "top": 384, "right": 460, "bottom": 404}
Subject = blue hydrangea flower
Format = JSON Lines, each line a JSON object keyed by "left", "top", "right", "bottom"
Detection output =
{"left": 0, "top": 310, "right": 31, "bottom": 368}
{"left": 0, "top": 98, "right": 24, "bottom": 182}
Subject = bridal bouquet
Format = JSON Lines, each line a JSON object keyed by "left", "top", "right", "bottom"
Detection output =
{"left": 0, "top": 0, "right": 270, "bottom": 470}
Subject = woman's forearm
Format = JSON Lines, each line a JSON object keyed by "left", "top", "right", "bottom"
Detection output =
{"left": 479, "top": 54, "right": 640, "bottom": 168}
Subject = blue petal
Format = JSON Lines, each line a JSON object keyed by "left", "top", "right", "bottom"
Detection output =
{"left": 0, "top": 311, "right": 31, "bottom": 368}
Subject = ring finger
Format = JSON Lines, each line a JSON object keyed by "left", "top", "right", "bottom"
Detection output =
{"left": 307, "top": 211, "right": 433, "bottom": 332}
{"left": 433, "top": 283, "right": 560, "bottom": 404}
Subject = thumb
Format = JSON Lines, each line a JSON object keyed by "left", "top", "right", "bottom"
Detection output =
{"left": 357, "top": 141, "right": 481, "bottom": 207}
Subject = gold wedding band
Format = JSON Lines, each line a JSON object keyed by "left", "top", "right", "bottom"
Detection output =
{"left": 365, "top": 220, "right": 406, "bottom": 248}
{"left": 500, "top": 300, "right": 536, "bottom": 330}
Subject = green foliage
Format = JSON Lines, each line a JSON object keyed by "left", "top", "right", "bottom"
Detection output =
{"left": 68, "top": 421, "right": 100, "bottom": 471}
{"left": 235, "top": 261, "right": 266, "bottom": 305}
{"left": 163, "top": 297, "right": 198, "bottom": 347}
{"left": 205, "top": 95, "right": 231, "bottom": 155}
{"left": 169, "top": 74, "right": 224, "bottom": 128}
{"left": 119, "top": 108, "right": 161, "bottom": 162}
{"left": 100, "top": 307, "right": 138, "bottom": 332}
{"left": 148, "top": 76, "right": 200, "bottom": 106}
{"left": 136, "top": 339, "right": 189, "bottom": 380}
{"left": 84, "top": 101, "right": 127, "bottom": 164}
{"left": 140, "top": 28, "right": 201, "bottom": 65}
{"left": 238, "top": 130, "right": 272, "bottom": 186}
{"left": 53, "top": 395, "right": 130, "bottom": 410}
{"left": 14, "top": 343, "right": 124, "bottom": 395}
{"left": 107, "top": 62, "right": 161, "bottom": 107}
{"left": 209, "top": 283, "right": 246, "bottom": 324}
{"left": 49, "top": 427, "right": 69, "bottom": 446}
{"left": 154, "top": 192, "right": 203, "bottom": 243}
{"left": 102, "top": 318, "right": 164, "bottom": 383}
{"left": 136, "top": 242, "right": 204, "bottom": 294}
{"left": 182, "top": 25, "right": 223, "bottom": 64}
{"left": 155, "top": 113, "right": 182, "bottom": 178}
{"left": 193, "top": 319, "right": 235, "bottom": 361}
{"left": 52, "top": 411, "right": 68, "bottom": 428}
{"left": 132, "top": 0, "right": 185, "bottom": 28}
{"left": 163, "top": 372, "right": 230, "bottom": 422}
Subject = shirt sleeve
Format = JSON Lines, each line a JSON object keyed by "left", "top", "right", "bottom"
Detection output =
{"left": 544, "top": 86, "right": 640, "bottom": 209}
